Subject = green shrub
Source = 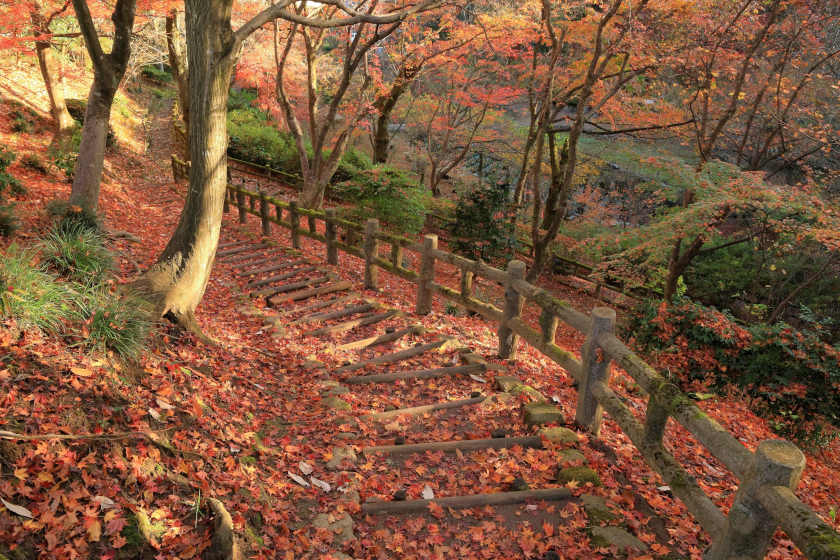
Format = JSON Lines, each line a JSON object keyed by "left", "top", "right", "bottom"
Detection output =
{"left": 227, "top": 88, "right": 259, "bottom": 112}
{"left": 628, "top": 297, "right": 840, "bottom": 446}
{"left": 725, "top": 322, "right": 840, "bottom": 444}
{"left": 0, "top": 209, "right": 16, "bottom": 237}
{"left": 41, "top": 224, "right": 113, "bottom": 283}
{"left": 0, "top": 148, "right": 23, "bottom": 194}
{"left": 628, "top": 298, "right": 749, "bottom": 385}
{"left": 48, "top": 126, "right": 82, "bottom": 181}
{"left": 331, "top": 147, "right": 373, "bottom": 184}
{"left": 11, "top": 110, "right": 34, "bottom": 133}
{"left": 450, "top": 183, "right": 517, "bottom": 261}
{"left": 73, "top": 286, "right": 152, "bottom": 360}
{"left": 149, "top": 87, "right": 174, "bottom": 100}
{"left": 227, "top": 108, "right": 301, "bottom": 177}
{"left": 0, "top": 245, "right": 72, "bottom": 333}
{"left": 140, "top": 64, "right": 172, "bottom": 84}
{"left": 332, "top": 166, "right": 429, "bottom": 234}
{"left": 686, "top": 241, "right": 840, "bottom": 340}
{"left": 0, "top": 148, "right": 22, "bottom": 236}
{"left": 226, "top": 95, "right": 373, "bottom": 185}
{"left": 21, "top": 153, "right": 48, "bottom": 174}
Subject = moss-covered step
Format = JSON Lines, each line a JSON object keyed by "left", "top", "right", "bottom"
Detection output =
{"left": 523, "top": 402, "right": 563, "bottom": 425}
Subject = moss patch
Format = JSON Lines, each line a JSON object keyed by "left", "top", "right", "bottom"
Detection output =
{"left": 557, "top": 466, "right": 601, "bottom": 486}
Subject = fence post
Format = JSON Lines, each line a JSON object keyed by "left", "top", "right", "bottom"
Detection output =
{"left": 364, "top": 219, "right": 380, "bottom": 290}
{"left": 644, "top": 382, "right": 678, "bottom": 446}
{"left": 237, "top": 190, "right": 246, "bottom": 224}
{"left": 460, "top": 266, "right": 474, "bottom": 299}
{"left": 249, "top": 190, "right": 257, "bottom": 213}
{"left": 498, "top": 260, "right": 526, "bottom": 359}
{"left": 539, "top": 308, "right": 558, "bottom": 345}
{"left": 391, "top": 241, "right": 404, "bottom": 270}
{"left": 308, "top": 215, "right": 317, "bottom": 234}
{"left": 575, "top": 307, "right": 616, "bottom": 435}
{"left": 289, "top": 201, "right": 300, "bottom": 249}
{"left": 223, "top": 186, "right": 230, "bottom": 214}
{"left": 275, "top": 203, "right": 282, "bottom": 224}
{"left": 708, "top": 440, "right": 805, "bottom": 560}
{"left": 416, "top": 234, "right": 438, "bottom": 315}
{"left": 259, "top": 192, "right": 270, "bottom": 236}
{"left": 325, "top": 209, "right": 338, "bottom": 265}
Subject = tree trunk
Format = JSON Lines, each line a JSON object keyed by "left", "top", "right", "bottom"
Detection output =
{"left": 428, "top": 162, "right": 441, "bottom": 197}
{"left": 372, "top": 78, "right": 408, "bottom": 164}
{"left": 300, "top": 177, "right": 328, "bottom": 209}
{"left": 69, "top": 83, "right": 114, "bottom": 212}
{"left": 663, "top": 233, "right": 705, "bottom": 302}
{"left": 166, "top": 10, "right": 189, "bottom": 139}
{"left": 541, "top": 132, "right": 561, "bottom": 229}
{"left": 69, "top": 0, "right": 136, "bottom": 215}
{"left": 140, "top": 0, "right": 236, "bottom": 326}
{"left": 372, "top": 111, "right": 391, "bottom": 164}
{"left": 31, "top": 13, "right": 75, "bottom": 139}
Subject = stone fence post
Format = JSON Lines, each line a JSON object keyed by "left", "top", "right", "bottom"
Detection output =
{"left": 708, "top": 440, "right": 805, "bottom": 560}
{"left": 498, "top": 260, "right": 526, "bottom": 358}
{"left": 575, "top": 307, "right": 616, "bottom": 435}
{"left": 364, "top": 218, "right": 380, "bottom": 290}
{"left": 416, "top": 234, "right": 437, "bottom": 315}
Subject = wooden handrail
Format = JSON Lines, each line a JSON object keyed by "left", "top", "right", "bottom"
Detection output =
{"left": 173, "top": 155, "right": 840, "bottom": 559}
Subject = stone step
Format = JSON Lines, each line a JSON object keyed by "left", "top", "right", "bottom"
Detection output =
{"left": 362, "top": 435, "right": 542, "bottom": 457}
{"left": 343, "top": 363, "right": 485, "bottom": 385}
{"left": 361, "top": 488, "right": 572, "bottom": 515}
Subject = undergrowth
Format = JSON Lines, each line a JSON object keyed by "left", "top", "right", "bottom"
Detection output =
{"left": 0, "top": 148, "right": 25, "bottom": 236}
{"left": 628, "top": 297, "right": 840, "bottom": 449}
{"left": 48, "top": 126, "right": 82, "bottom": 182}
{"left": 332, "top": 166, "right": 429, "bottom": 234}
{"left": 41, "top": 223, "right": 113, "bottom": 282}
{"left": 0, "top": 245, "right": 73, "bottom": 332}
{"left": 0, "top": 225, "right": 153, "bottom": 360}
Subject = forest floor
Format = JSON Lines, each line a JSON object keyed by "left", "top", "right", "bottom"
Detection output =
{"left": 0, "top": 61, "right": 838, "bottom": 560}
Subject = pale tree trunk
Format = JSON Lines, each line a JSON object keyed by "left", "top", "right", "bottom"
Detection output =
{"left": 69, "top": 84, "right": 113, "bottom": 210}
{"left": 30, "top": 7, "right": 75, "bottom": 139}
{"left": 140, "top": 0, "right": 236, "bottom": 329}
{"left": 69, "top": 0, "right": 136, "bottom": 215}
{"left": 166, "top": 10, "right": 190, "bottom": 141}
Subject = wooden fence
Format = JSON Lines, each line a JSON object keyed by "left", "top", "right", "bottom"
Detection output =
{"left": 175, "top": 155, "right": 840, "bottom": 559}
{"left": 193, "top": 153, "right": 662, "bottom": 305}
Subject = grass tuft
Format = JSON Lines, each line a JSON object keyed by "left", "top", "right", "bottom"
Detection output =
{"left": 41, "top": 223, "right": 113, "bottom": 283}
{"left": 73, "top": 285, "right": 153, "bottom": 360}
{"left": 0, "top": 245, "right": 72, "bottom": 333}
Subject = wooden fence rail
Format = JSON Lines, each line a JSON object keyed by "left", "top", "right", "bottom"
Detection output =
{"left": 173, "top": 155, "right": 840, "bottom": 559}
{"left": 176, "top": 152, "right": 657, "bottom": 305}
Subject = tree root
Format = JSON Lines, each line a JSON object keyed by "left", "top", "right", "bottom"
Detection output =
{"left": 164, "top": 310, "right": 220, "bottom": 347}
{"left": 205, "top": 498, "right": 243, "bottom": 560}
{"left": 0, "top": 427, "right": 174, "bottom": 442}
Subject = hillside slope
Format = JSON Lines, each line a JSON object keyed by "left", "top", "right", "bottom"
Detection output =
{"left": 0, "top": 63, "right": 838, "bottom": 559}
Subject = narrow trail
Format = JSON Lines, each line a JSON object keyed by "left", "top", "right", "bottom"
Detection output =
{"left": 209, "top": 191, "right": 684, "bottom": 559}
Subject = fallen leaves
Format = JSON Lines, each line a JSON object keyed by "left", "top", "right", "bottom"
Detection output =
{"left": 70, "top": 366, "right": 93, "bottom": 377}
{"left": 1, "top": 498, "right": 33, "bottom": 519}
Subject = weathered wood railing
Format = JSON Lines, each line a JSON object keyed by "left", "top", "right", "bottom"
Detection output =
{"left": 175, "top": 156, "right": 840, "bottom": 558}
{"left": 206, "top": 153, "right": 660, "bottom": 305}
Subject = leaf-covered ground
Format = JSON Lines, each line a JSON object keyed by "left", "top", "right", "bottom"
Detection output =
{"left": 0, "top": 67, "right": 838, "bottom": 560}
